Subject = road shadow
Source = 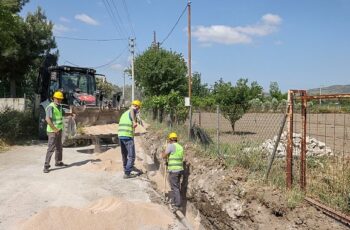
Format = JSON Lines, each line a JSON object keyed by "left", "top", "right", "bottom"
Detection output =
{"left": 48, "top": 159, "right": 101, "bottom": 172}
{"left": 76, "top": 144, "right": 118, "bottom": 154}
{"left": 180, "top": 162, "right": 190, "bottom": 215}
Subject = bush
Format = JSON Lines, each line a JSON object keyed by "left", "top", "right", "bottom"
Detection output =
{"left": 0, "top": 108, "right": 37, "bottom": 143}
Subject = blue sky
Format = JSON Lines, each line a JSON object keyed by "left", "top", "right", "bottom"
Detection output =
{"left": 21, "top": 0, "right": 350, "bottom": 92}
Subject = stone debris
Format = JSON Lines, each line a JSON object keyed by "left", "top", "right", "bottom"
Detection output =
{"left": 260, "top": 132, "right": 333, "bottom": 158}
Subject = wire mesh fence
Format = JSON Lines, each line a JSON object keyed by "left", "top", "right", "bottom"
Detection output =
{"left": 291, "top": 96, "right": 350, "bottom": 215}
{"left": 143, "top": 95, "right": 350, "bottom": 216}
{"left": 192, "top": 106, "right": 286, "bottom": 156}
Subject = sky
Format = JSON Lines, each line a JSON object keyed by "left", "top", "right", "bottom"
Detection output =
{"left": 21, "top": 0, "right": 350, "bottom": 92}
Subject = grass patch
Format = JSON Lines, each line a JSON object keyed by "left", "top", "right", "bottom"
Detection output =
{"left": 286, "top": 188, "right": 304, "bottom": 209}
{"left": 0, "top": 138, "right": 9, "bottom": 152}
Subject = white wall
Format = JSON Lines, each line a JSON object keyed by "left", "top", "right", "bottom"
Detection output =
{"left": 0, "top": 98, "right": 25, "bottom": 111}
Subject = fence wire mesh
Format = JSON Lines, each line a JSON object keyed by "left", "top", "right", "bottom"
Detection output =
{"left": 144, "top": 97, "right": 350, "bottom": 216}
{"left": 291, "top": 97, "right": 350, "bottom": 214}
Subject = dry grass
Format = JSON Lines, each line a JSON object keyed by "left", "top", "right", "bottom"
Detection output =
{"left": 0, "top": 138, "right": 9, "bottom": 152}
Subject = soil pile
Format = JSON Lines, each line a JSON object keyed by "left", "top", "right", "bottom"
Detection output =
{"left": 82, "top": 148, "right": 123, "bottom": 172}
{"left": 19, "top": 196, "right": 174, "bottom": 230}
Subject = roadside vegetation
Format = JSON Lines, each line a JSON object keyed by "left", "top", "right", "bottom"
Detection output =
{"left": 145, "top": 116, "right": 350, "bottom": 214}
{"left": 0, "top": 108, "right": 37, "bottom": 146}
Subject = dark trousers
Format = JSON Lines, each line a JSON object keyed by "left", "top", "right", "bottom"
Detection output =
{"left": 168, "top": 171, "right": 183, "bottom": 207}
{"left": 44, "top": 131, "right": 63, "bottom": 168}
{"left": 119, "top": 138, "right": 135, "bottom": 175}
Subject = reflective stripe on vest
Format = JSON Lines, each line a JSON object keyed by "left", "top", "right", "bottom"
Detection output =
{"left": 168, "top": 143, "right": 184, "bottom": 171}
{"left": 118, "top": 110, "right": 133, "bottom": 137}
{"left": 46, "top": 102, "right": 63, "bottom": 132}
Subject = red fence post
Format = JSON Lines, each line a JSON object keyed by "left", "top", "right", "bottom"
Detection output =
{"left": 287, "top": 90, "right": 294, "bottom": 189}
{"left": 300, "top": 91, "right": 307, "bottom": 191}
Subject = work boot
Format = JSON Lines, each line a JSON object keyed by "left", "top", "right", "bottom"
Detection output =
{"left": 123, "top": 174, "right": 137, "bottom": 179}
{"left": 43, "top": 168, "right": 49, "bottom": 173}
{"left": 55, "top": 162, "right": 68, "bottom": 167}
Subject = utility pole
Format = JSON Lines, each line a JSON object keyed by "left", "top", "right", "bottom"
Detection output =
{"left": 187, "top": 0, "right": 192, "bottom": 139}
{"left": 188, "top": 0, "right": 192, "bottom": 99}
{"left": 319, "top": 85, "right": 322, "bottom": 105}
{"left": 122, "top": 69, "right": 126, "bottom": 106}
{"left": 129, "top": 38, "right": 135, "bottom": 101}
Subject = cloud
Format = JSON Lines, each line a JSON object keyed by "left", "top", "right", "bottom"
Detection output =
{"left": 110, "top": 64, "right": 124, "bottom": 71}
{"left": 75, "top": 14, "right": 99, "bottom": 26}
{"left": 192, "top": 13, "right": 282, "bottom": 45}
{"left": 59, "top": 17, "right": 70, "bottom": 23}
{"left": 53, "top": 24, "right": 72, "bottom": 35}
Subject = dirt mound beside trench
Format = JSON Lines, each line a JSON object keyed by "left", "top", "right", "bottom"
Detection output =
{"left": 140, "top": 130, "right": 348, "bottom": 230}
{"left": 19, "top": 196, "right": 174, "bottom": 230}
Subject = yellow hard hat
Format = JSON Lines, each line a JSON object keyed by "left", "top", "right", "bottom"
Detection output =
{"left": 168, "top": 132, "right": 178, "bottom": 140}
{"left": 132, "top": 100, "right": 141, "bottom": 107}
{"left": 53, "top": 91, "right": 64, "bottom": 100}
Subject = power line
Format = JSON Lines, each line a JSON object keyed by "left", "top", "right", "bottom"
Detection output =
{"left": 121, "top": 0, "right": 136, "bottom": 38}
{"left": 64, "top": 60, "right": 79, "bottom": 66}
{"left": 102, "top": 0, "right": 124, "bottom": 36}
{"left": 55, "top": 36, "right": 127, "bottom": 41}
{"left": 160, "top": 4, "right": 188, "bottom": 45}
{"left": 109, "top": 0, "right": 129, "bottom": 37}
{"left": 62, "top": 46, "right": 128, "bottom": 69}
{"left": 94, "top": 45, "right": 128, "bottom": 69}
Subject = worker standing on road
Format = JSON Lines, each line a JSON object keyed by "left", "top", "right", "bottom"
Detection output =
{"left": 161, "top": 132, "right": 184, "bottom": 211}
{"left": 43, "top": 91, "right": 73, "bottom": 173}
{"left": 118, "top": 100, "right": 141, "bottom": 179}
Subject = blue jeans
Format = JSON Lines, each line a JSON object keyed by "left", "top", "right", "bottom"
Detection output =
{"left": 119, "top": 138, "right": 136, "bottom": 175}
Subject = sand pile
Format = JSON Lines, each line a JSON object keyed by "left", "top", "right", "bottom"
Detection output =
{"left": 82, "top": 145, "right": 144, "bottom": 173}
{"left": 82, "top": 148, "right": 123, "bottom": 172}
{"left": 19, "top": 197, "right": 174, "bottom": 230}
{"left": 81, "top": 122, "right": 149, "bottom": 136}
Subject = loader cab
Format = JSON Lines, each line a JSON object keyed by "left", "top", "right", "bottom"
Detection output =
{"left": 46, "top": 66, "right": 97, "bottom": 105}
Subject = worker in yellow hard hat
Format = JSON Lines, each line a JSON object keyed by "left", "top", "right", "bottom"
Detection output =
{"left": 117, "top": 99, "right": 142, "bottom": 179}
{"left": 161, "top": 132, "right": 184, "bottom": 212}
{"left": 43, "top": 91, "right": 73, "bottom": 173}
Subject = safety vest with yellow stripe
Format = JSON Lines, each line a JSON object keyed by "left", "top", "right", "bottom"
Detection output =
{"left": 46, "top": 102, "right": 63, "bottom": 132}
{"left": 168, "top": 143, "right": 184, "bottom": 171}
{"left": 118, "top": 110, "right": 134, "bottom": 138}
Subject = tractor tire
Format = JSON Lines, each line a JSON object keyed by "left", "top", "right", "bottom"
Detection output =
{"left": 38, "top": 106, "right": 47, "bottom": 140}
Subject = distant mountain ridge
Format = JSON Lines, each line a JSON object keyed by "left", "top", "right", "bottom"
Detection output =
{"left": 307, "top": 85, "right": 350, "bottom": 95}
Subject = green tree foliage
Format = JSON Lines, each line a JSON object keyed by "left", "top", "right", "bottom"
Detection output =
{"left": 269, "top": 81, "right": 287, "bottom": 101}
{"left": 96, "top": 78, "right": 114, "bottom": 99}
{"left": 134, "top": 47, "right": 187, "bottom": 96}
{"left": 191, "top": 72, "right": 210, "bottom": 97}
{"left": 0, "top": 3, "right": 56, "bottom": 97}
{"left": 249, "top": 81, "right": 264, "bottom": 100}
{"left": 212, "top": 78, "right": 259, "bottom": 133}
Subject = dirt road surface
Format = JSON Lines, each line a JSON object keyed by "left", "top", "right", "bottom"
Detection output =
{"left": 0, "top": 139, "right": 187, "bottom": 230}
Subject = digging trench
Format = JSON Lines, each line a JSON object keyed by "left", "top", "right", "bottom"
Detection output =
{"left": 138, "top": 130, "right": 349, "bottom": 230}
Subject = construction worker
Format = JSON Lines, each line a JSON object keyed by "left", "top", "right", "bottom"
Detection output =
{"left": 43, "top": 91, "right": 74, "bottom": 173}
{"left": 161, "top": 132, "right": 184, "bottom": 211}
{"left": 118, "top": 100, "right": 141, "bottom": 179}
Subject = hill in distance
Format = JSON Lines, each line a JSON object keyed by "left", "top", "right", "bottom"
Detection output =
{"left": 307, "top": 85, "right": 350, "bottom": 95}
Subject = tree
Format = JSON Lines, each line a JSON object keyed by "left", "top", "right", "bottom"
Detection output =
{"left": 212, "top": 78, "right": 252, "bottom": 133}
{"left": 134, "top": 47, "right": 187, "bottom": 96}
{"left": 269, "top": 82, "right": 282, "bottom": 100}
{"left": 0, "top": 4, "right": 56, "bottom": 97}
{"left": 249, "top": 81, "right": 263, "bottom": 100}
{"left": 96, "top": 78, "right": 114, "bottom": 99}
{"left": 191, "top": 72, "right": 210, "bottom": 97}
